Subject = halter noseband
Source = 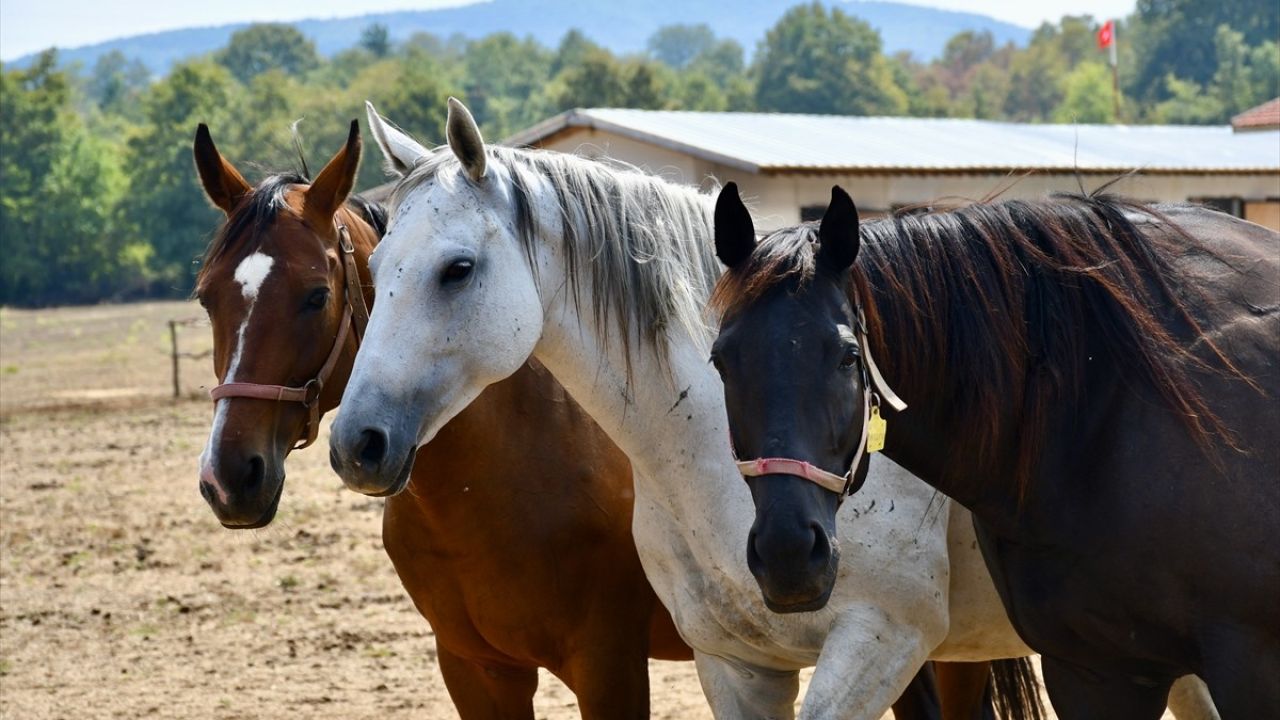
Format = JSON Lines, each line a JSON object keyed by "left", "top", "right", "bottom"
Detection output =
{"left": 733, "top": 306, "right": 906, "bottom": 497}
{"left": 208, "top": 224, "right": 371, "bottom": 450}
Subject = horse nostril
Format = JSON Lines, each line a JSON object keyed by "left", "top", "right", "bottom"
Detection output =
{"left": 809, "top": 523, "right": 831, "bottom": 565}
{"left": 356, "top": 428, "right": 388, "bottom": 468}
{"left": 746, "top": 529, "right": 765, "bottom": 574}
{"left": 243, "top": 455, "right": 265, "bottom": 493}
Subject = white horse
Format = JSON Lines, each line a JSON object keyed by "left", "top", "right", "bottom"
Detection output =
{"left": 329, "top": 99, "right": 1216, "bottom": 720}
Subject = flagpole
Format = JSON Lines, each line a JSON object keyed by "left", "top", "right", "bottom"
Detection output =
{"left": 1110, "top": 21, "right": 1121, "bottom": 121}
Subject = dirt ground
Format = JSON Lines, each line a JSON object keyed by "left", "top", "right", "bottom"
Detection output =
{"left": 0, "top": 301, "right": 1182, "bottom": 719}
{"left": 0, "top": 300, "right": 750, "bottom": 719}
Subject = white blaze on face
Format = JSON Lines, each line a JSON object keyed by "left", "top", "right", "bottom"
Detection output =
{"left": 199, "top": 251, "right": 275, "bottom": 502}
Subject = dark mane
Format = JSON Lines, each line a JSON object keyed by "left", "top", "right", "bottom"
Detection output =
{"left": 196, "top": 173, "right": 386, "bottom": 289}
{"left": 711, "top": 192, "right": 1242, "bottom": 495}
{"left": 347, "top": 193, "right": 388, "bottom": 238}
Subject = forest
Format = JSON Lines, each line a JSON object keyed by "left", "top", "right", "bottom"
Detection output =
{"left": 1, "top": 0, "right": 1276, "bottom": 306}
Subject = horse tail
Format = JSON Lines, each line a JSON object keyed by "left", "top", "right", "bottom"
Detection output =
{"left": 990, "top": 657, "right": 1044, "bottom": 720}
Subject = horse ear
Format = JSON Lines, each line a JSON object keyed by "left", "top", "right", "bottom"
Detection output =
{"left": 446, "top": 97, "right": 487, "bottom": 183}
{"left": 365, "top": 101, "right": 430, "bottom": 177}
{"left": 193, "top": 123, "right": 251, "bottom": 215}
{"left": 816, "top": 186, "right": 860, "bottom": 273}
{"left": 305, "top": 119, "right": 361, "bottom": 223}
{"left": 714, "top": 182, "right": 756, "bottom": 269}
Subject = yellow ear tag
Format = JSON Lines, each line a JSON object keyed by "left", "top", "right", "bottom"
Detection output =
{"left": 867, "top": 406, "right": 887, "bottom": 453}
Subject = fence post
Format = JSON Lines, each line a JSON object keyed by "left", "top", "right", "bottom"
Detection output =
{"left": 169, "top": 320, "right": 180, "bottom": 399}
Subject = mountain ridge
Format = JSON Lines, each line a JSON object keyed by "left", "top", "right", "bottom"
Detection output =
{"left": 6, "top": 0, "right": 1032, "bottom": 74}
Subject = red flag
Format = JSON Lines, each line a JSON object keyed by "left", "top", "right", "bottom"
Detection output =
{"left": 1098, "top": 20, "right": 1115, "bottom": 49}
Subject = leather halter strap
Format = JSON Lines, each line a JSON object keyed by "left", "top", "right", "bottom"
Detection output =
{"left": 733, "top": 306, "right": 906, "bottom": 496}
{"left": 208, "top": 223, "right": 369, "bottom": 450}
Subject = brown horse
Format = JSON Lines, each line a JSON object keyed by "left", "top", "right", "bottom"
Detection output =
{"left": 191, "top": 120, "right": 1001, "bottom": 720}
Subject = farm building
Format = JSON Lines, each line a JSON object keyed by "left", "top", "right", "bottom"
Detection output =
{"left": 499, "top": 109, "right": 1280, "bottom": 231}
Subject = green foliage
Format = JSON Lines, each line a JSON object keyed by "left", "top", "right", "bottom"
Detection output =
{"left": 2, "top": 2, "right": 1274, "bottom": 306}
{"left": 1133, "top": 0, "right": 1278, "bottom": 100}
{"left": 648, "top": 24, "right": 716, "bottom": 69}
{"left": 1, "top": 53, "right": 139, "bottom": 304}
{"left": 754, "top": 2, "right": 907, "bottom": 115}
{"left": 1054, "top": 62, "right": 1117, "bottom": 123}
{"left": 1151, "top": 75, "right": 1226, "bottom": 123}
{"left": 462, "top": 34, "right": 554, "bottom": 138}
{"left": 217, "top": 24, "right": 320, "bottom": 84}
{"left": 360, "top": 24, "right": 392, "bottom": 59}
{"left": 117, "top": 60, "right": 234, "bottom": 293}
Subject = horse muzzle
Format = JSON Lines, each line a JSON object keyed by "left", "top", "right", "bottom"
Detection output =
{"left": 199, "top": 453, "right": 285, "bottom": 529}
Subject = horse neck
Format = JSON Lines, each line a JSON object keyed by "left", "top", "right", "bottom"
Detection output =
{"left": 857, "top": 230, "right": 1026, "bottom": 518}
{"left": 529, "top": 230, "right": 750, "bottom": 551}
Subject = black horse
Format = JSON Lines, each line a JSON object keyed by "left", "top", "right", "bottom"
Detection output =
{"left": 708, "top": 182, "right": 1279, "bottom": 718}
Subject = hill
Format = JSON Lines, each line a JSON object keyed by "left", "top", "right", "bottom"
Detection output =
{"left": 8, "top": 0, "right": 1031, "bottom": 74}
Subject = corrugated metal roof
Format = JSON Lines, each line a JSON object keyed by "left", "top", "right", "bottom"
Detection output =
{"left": 505, "top": 109, "right": 1280, "bottom": 174}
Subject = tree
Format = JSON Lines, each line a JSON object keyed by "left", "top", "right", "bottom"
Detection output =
{"left": 1003, "top": 37, "right": 1066, "bottom": 121}
{"left": 624, "top": 62, "right": 668, "bottom": 109}
{"left": 1151, "top": 75, "right": 1226, "bottom": 123}
{"left": 0, "top": 53, "right": 138, "bottom": 305}
{"left": 86, "top": 50, "right": 150, "bottom": 115}
{"left": 360, "top": 23, "right": 392, "bottom": 58}
{"left": 551, "top": 30, "right": 603, "bottom": 76}
{"left": 217, "top": 24, "right": 320, "bottom": 83}
{"left": 554, "top": 48, "right": 627, "bottom": 109}
{"left": 463, "top": 33, "right": 553, "bottom": 137}
{"left": 754, "top": 3, "right": 907, "bottom": 116}
{"left": 1131, "top": 0, "right": 1279, "bottom": 100}
{"left": 647, "top": 24, "right": 716, "bottom": 69}
{"left": 1053, "top": 62, "right": 1117, "bottom": 123}
{"left": 118, "top": 60, "right": 235, "bottom": 293}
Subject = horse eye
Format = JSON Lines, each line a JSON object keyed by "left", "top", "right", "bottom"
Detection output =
{"left": 442, "top": 259, "right": 474, "bottom": 285}
{"left": 838, "top": 347, "right": 859, "bottom": 371}
{"left": 305, "top": 288, "right": 330, "bottom": 310}
{"left": 709, "top": 353, "right": 726, "bottom": 380}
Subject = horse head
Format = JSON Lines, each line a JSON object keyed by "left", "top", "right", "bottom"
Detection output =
{"left": 709, "top": 184, "right": 880, "bottom": 612}
{"left": 193, "top": 121, "right": 376, "bottom": 527}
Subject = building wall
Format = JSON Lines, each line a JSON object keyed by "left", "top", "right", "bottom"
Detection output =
{"left": 538, "top": 128, "right": 1280, "bottom": 232}
{"left": 1244, "top": 200, "right": 1280, "bottom": 231}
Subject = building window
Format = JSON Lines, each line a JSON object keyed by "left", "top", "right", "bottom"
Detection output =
{"left": 800, "top": 205, "right": 826, "bottom": 222}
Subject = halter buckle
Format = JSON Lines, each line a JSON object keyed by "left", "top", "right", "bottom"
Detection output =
{"left": 300, "top": 378, "right": 323, "bottom": 408}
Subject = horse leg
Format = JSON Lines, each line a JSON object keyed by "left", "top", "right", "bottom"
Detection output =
{"left": 436, "top": 645, "right": 538, "bottom": 720}
{"left": 801, "top": 607, "right": 939, "bottom": 720}
{"left": 1199, "top": 628, "right": 1280, "bottom": 718}
{"left": 560, "top": 639, "right": 650, "bottom": 720}
{"left": 933, "top": 661, "right": 992, "bottom": 720}
{"left": 889, "top": 662, "right": 942, "bottom": 720}
{"left": 1040, "top": 655, "right": 1168, "bottom": 720}
{"left": 695, "top": 650, "right": 800, "bottom": 720}
{"left": 1166, "top": 675, "right": 1219, "bottom": 720}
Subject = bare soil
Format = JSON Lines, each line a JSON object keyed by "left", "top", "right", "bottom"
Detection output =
{"left": 0, "top": 300, "right": 722, "bottom": 719}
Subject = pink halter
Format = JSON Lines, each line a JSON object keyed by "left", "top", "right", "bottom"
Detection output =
{"left": 208, "top": 225, "right": 370, "bottom": 450}
{"left": 733, "top": 307, "right": 906, "bottom": 496}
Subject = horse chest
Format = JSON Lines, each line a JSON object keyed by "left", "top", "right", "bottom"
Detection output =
{"left": 974, "top": 524, "right": 1190, "bottom": 677}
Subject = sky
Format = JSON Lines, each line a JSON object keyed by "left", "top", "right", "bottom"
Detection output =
{"left": 0, "top": 0, "right": 1138, "bottom": 61}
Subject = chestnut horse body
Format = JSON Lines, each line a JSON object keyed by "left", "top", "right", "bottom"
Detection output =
{"left": 191, "top": 122, "right": 689, "bottom": 719}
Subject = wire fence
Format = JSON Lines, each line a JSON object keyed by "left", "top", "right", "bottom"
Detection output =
{"left": 168, "top": 317, "right": 212, "bottom": 399}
